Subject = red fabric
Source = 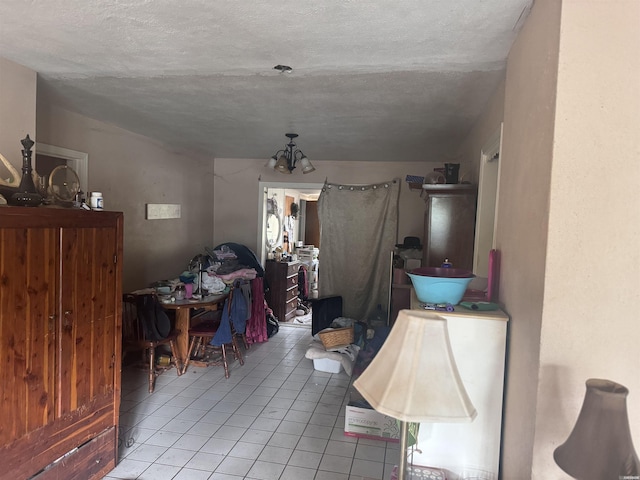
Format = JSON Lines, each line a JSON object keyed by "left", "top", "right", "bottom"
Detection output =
{"left": 246, "top": 277, "right": 268, "bottom": 344}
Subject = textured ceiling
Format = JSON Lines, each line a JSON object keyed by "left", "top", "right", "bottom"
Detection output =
{"left": 0, "top": 0, "right": 532, "bottom": 162}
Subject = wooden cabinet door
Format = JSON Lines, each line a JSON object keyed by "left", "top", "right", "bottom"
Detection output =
{"left": 58, "top": 225, "right": 119, "bottom": 417}
{"left": 423, "top": 186, "right": 477, "bottom": 270}
{"left": 0, "top": 225, "right": 57, "bottom": 446}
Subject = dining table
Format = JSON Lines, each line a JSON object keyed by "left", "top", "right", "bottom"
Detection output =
{"left": 161, "top": 293, "right": 229, "bottom": 364}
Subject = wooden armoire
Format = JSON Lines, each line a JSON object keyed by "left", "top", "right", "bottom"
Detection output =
{"left": 421, "top": 184, "right": 477, "bottom": 270}
{"left": 390, "top": 184, "right": 478, "bottom": 323}
{"left": 0, "top": 207, "right": 123, "bottom": 480}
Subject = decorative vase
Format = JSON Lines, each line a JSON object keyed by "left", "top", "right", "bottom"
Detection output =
{"left": 9, "top": 134, "right": 42, "bottom": 207}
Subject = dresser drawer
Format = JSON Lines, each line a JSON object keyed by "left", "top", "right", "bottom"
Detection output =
{"left": 284, "top": 308, "right": 298, "bottom": 322}
{"left": 264, "top": 260, "right": 301, "bottom": 323}
{"left": 285, "top": 297, "right": 298, "bottom": 318}
{"left": 286, "top": 284, "right": 299, "bottom": 303}
{"left": 286, "top": 274, "right": 298, "bottom": 289}
{"left": 287, "top": 261, "right": 301, "bottom": 276}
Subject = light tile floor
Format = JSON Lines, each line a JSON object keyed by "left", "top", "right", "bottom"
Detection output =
{"left": 107, "top": 323, "right": 399, "bottom": 480}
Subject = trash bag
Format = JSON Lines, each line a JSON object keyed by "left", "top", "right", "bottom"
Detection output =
{"left": 266, "top": 311, "right": 279, "bottom": 338}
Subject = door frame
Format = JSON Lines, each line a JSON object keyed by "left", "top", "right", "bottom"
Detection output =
{"left": 473, "top": 123, "right": 503, "bottom": 277}
{"left": 36, "top": 143, "right": 89, "bottom": 193}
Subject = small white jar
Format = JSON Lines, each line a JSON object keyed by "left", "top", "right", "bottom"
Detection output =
{"left": 90, "top": 192, "right": 104, "bottom": 210}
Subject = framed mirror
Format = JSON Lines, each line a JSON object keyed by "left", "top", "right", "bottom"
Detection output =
{"left": 266, "top": 212, "right": 281, "bottom": 248}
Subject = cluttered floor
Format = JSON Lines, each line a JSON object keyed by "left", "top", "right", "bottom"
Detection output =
{"left": 285, "top": 309, "right": 313, "bottom": 327}
{"left": 108, "top": 321, "right": 400, "bottom": 480}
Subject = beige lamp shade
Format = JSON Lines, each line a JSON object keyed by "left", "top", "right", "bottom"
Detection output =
{"left": 353, "top": 309, "right": 476, "bottom": 423}
{"left": 274, "top": 155, "right": 291, "bottom": 174}
{"left": 299, "top": 155, "right": 316, "bottom": 174}
{"left": 265, "top": 156, "right": 277, "bottom": 168}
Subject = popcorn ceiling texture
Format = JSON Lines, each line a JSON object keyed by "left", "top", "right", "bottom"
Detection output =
{"left": 0, "top": 0, "right": 531, "bottom": 161}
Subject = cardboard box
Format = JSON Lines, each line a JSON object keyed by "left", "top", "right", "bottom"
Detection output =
{"left": 344, "top": 401, "right": 400, "bottom": 442}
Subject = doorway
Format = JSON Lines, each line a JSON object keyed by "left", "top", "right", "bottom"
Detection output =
{"left": 258, "top": 182, "right": 323, "bottom": 303}
{"left": 258, "top": 182, "right": 323, "bottom": 265}
{"left": 35, "top": 143, "right": 89, "bottom": 200}
{"left": 303, "top": 199, "right": 320, "bottom": 248}
{"left": 473, "top": 124, "right": 503, "bottom": 278}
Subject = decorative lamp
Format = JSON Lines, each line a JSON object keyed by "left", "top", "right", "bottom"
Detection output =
{"left": 554, "top": 379, "right": 639, "bottom": 480}
{"left": 265, "top": 156, "right": 277, "bottom": 169}
{"left": 299, "top": 155, "right": 316, "bottom": 174}
{"left": 274, "top": 154, "right": 292, "bottom": 174}
{"left": 353, "top": 309, "right": 476, "bottom": 480}
{"left": 268, "top": 133, "right": 315, "bottom": 174}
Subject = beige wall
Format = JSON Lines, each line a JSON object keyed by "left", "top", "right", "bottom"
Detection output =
{"left": 2, "top": 58, "right": 216, "bottom": 292}
{"left": 35, "top": 101, "right": 215, "bottom": 292}
{"left": 533, "top": 0, "right": 640, "bottom": 478}
{"left": 460, "top": 0, "right": 640, "bottom": 478}
{"left": 456, "top": 80, "right": 506, "bottom": 181}
{"left": 0, "top": 57, "right": 36, "bottom": 170}
{"left": 498, "top": 0, "right": 561, "bottom": 477}
{"left": 213, "top": 158, "right": 447, "bottom": 256}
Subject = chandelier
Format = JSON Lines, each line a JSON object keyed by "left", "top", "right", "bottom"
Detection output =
{"left": 266, "top": 133, "right": 315, "bottom": 174}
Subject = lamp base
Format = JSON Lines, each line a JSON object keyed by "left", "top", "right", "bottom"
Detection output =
{"left": 391, "top": 465, "right": 447, "bottom": 480}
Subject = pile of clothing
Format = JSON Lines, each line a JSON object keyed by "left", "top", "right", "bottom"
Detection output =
{"left": 210, "top": 278, "right": 252, "bottom": 346}
{"left": 205, "top": 243, "right": 272, "bottom": 344}
{"left": 200, "top": 243, "right": 263, "bottom": 292}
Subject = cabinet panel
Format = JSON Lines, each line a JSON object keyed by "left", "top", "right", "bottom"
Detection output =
{"left": 0, "top": 226, "right": 57, "bottom": 445}
{"left": 390, "top": 284, "right": 411, "bottom": 325}
{"left": 32, "top": 427, "right": 116, "bottom": 480}
{"left": 423, "top": 185, "right": 477, "bottom": 271}
{"left": 59, "top": 226, "right": 118, "bottom": 416}
{"left": 0, "top": 207, "right": 122, "bottom": 480}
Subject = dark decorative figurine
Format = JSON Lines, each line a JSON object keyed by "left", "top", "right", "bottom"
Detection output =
{"left": 9, "top": 134, "right": 42, "bottom": 207}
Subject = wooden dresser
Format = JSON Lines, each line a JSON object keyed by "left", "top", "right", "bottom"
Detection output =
{"left": 0, "top": 206, "right": 123, "bottom": 480}
{"left": 265, "top": 260, "right": 300, "bottom": 322}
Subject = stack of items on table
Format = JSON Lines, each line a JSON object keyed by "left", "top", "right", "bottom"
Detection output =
{"left": 205, "top": 244, "right": 261, "bottom": 289}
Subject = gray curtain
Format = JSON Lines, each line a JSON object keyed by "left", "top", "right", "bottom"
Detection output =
{"left": 318, "top": 179, "right": 400, "bottom": 320}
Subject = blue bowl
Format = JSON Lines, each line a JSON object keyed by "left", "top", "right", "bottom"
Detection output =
{"left": 406, "top": 269, "right": 475, "bottom": 305}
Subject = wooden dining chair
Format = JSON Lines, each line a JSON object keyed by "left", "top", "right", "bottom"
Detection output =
{"left": 122, "top": 293, "right": 183, "bottom": 393}
{"left": 181, "top": 310, "right": 244, "bottom": 378}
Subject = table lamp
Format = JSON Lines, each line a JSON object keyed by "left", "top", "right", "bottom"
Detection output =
{"left": 353, "top": 309, "right": 477, "bottom": 480}
{"left": 554, "top": 378, "right": 639, "bottom": 480}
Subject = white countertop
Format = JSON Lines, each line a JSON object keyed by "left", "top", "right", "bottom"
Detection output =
{"left": 409, "top": 288, "right": 509, "bottom": 322}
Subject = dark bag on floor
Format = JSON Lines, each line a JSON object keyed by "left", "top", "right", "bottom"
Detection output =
{"left": 266, "top": 311, "right": 279, "bottom": 338}
{"left": 136, "top": 294, "right": 171, "bottom": 341}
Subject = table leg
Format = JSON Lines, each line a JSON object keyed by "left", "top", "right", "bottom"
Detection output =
{"left": 174, "top": 308, "right": 191, "bottom": 365}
